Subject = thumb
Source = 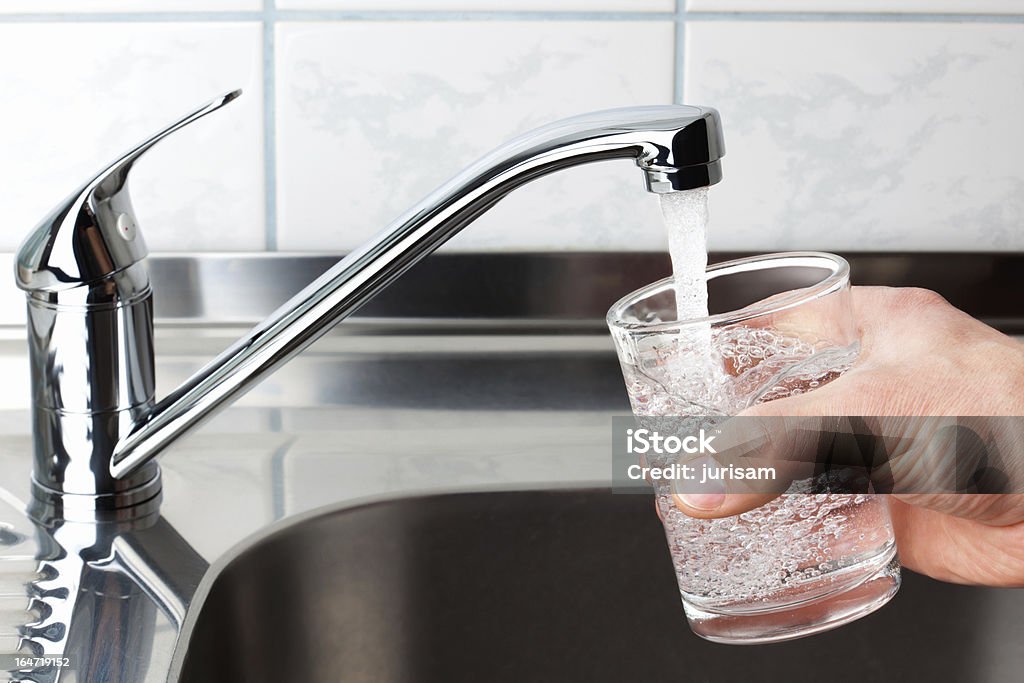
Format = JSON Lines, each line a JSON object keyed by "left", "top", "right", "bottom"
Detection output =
{"left": 672, "top": 380, "right": 852, "bottom": 519}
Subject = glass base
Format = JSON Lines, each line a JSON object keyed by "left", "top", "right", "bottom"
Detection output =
{"left": 683, "top": 552, "right": 901, "bottom": 644}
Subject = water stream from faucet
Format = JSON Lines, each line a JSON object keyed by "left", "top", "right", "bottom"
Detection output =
{"left": 657, "top": 188, "right": 723, "bottom": 409}
{"left": 660, "top": 188, "right": 711, "bottom": 325}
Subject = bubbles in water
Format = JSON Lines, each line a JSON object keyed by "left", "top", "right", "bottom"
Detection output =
{"left": 656, "top": 479, "right": 893, "bottom": 604}
{"left": 642, "top": 189, "right": 892, "bottom": 611}
{"left": 629, "top": 330, "right": 885, "bottom": 606}
{"left": 624, "top": 325, "right": 857, "bottom": 416}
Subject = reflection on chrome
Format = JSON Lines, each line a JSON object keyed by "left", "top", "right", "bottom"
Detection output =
{"left": 5, "top": 490, "right": 206, "bottom": 682}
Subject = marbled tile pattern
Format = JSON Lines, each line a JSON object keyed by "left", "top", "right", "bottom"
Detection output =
{"left": 687, "top": 0, "right": 1024, "bottom": 13}
{"left": 274, "top": 20, "right": 675, "bottom": 252}
{"left": 0, "top": 22, "right": 264, "bottom": 252}
{"left": 685, "top": 21, "right": 1024, "bottom": 251}
{"left": 3, "top": 9, "right": 1023, "bottom": 254}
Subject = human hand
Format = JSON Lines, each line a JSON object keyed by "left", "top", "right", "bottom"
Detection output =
{"left": 673, "top": 287, "right": 1024, "bottom": 587}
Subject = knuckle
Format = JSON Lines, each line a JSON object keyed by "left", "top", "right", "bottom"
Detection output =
{"left": 894, "top": 287, "right": 948, "bottom": 310}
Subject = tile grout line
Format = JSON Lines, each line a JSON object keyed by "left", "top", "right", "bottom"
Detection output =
{"left": 273, "top": 9, "right": 675, "bottom": 21}
{"left": 0, "top": 10, "right": 1022, "bottom": 23}
{"left": 684, "top": 11, "right": 1024, "bottom": 22}
{"left": 263, "top": 0, "right": 278, "bottom": 251}
{"left": 0, "top": 10, "right": 674, "bottom": 23}
{"left": 674, "top": 0, "right": 685, "bottom": 104}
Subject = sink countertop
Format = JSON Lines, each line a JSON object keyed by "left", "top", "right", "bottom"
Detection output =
{"left": 0, "top": 325, "right": 627, "bottom": 682}
{"left": 0, "top": 327, "right": 623, "bottom": 560}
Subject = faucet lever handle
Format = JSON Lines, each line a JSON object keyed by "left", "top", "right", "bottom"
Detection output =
{"left": 16, "top": 89, "right": 242, "bottom": 294}
{"left": 89, "top": 89, "right": 242, "bottom": 203}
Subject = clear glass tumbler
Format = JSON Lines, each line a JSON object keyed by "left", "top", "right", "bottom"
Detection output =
{"left": 607, "top": 252, "right": 900, "bottom": 644}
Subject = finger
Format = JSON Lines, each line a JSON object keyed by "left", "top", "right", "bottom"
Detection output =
{"left": 889, "top": 497, "right": 1024, "bottom": 586}
{"left": 671, "top": 392, "right": 853, "bottom": 519}
{"left": 893, "top": 492, "right": 1024, "bottom": 526}
{"left": 849, "top": 286, "right": 971, "bottom": 361}
{"left": 669, "top": 288, "right": 889, "bottom": 522}
{"left": 668, "top": 448, "right": 791, "bottom": 519}
{"left": 669, "top": 427, "right": 823, "bottom": 520}
{"left": 718, "top": 287, "right": 859, "bottom": 377}
{"left": 672, "top": 491, "right": 779, "bottom": 519}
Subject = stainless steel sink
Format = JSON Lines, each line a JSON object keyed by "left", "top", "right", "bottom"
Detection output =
{"left": 1, "top": 252, "right": 1021, "bottom": 682}
{"left": 175, "top": 489, "right": 1024, "bottom": 683}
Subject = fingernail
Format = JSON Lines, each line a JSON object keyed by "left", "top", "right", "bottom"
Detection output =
{"left": 671, "top": 455, "right": 726, "bottom": 511}
{"left": 677, "top": 492, "right": 725, "bottom": 511}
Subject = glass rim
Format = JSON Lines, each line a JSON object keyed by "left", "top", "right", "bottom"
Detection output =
{"left": 606, "top": 251, "right": 850, "bottom": 334}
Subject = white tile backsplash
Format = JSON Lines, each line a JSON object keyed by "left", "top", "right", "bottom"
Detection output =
{"left": 684, "top": 21, "right": 1024, "bottom": 252}
{"left": 274, "top": 20, "right": 674, "bottom": 252}
{"left": 277, "top": 1, "right": 673, "bottom": 10}
{"left": 0, "top": 0, "right": 260, "bottom": 11}
{"left": 687, "top": 0, "right": 1024, "bottom": 12}
{"left": 0, "top": 22, "right": 265, "bottom": 252}
{"left": 2, "top": 8, "right": 1023, "bottom": 254}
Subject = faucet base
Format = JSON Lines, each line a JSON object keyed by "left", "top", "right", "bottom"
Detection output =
{"left": 29, "top": 470, "right": 163, "bottom": 522}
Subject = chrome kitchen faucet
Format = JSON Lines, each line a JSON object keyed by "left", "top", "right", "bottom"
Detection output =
{"left": 15, "top": 90, "right": 725, "bottom": 512}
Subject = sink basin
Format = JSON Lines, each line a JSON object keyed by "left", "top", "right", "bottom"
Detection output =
{"left": 177, "top": 489, "right": 1024, "bottom": 682}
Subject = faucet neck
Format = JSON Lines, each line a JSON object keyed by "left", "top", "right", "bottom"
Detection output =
{"left": 111, "top": 105, "right": 724, "bottom": 483}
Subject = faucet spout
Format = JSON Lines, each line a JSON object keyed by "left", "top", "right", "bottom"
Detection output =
{"left": 111, "top": 105, "right": 724, "bottom": 480}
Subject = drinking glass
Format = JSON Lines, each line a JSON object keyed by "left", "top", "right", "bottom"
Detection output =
{"left": 607, "top": 252, "right": 900, "bottom": 644}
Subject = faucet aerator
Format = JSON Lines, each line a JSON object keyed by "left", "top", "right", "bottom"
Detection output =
{"left": 642, "top": 161, "right": 724, "bottom": 194}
